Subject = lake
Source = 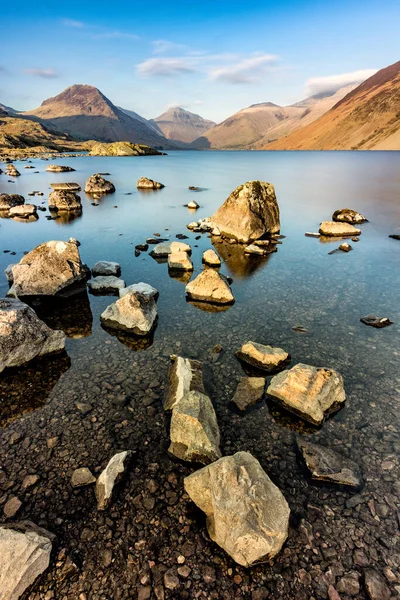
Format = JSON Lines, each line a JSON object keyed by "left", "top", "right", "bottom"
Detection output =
{"left": 0, "top": 150, "right": 399, "bottom": 599}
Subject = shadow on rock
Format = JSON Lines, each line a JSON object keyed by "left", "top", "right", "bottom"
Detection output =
{"left": 27, "top": 292, "right": 93, "bottom": 338}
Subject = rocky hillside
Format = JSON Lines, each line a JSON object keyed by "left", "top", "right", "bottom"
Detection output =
{"left": 265, "top": 60, "right": 400, "bottom": 150}
{"left": 152, "top": 107, "right": 216, "bottom": 143}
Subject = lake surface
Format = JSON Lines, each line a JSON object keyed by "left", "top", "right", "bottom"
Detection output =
{"left": 0, "top": 151, "right": 399, "bottom": 599}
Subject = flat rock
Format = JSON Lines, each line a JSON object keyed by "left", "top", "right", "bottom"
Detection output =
{"left": 0, "top": 298, "right": 65, "bottom": 373}
{"left": 120, "top": 282, "right": 158, "bottom": 300}
{"left": 100, "top": 291, "right": 157, "bottom": 335}
{"left": 0, "top": 194, "right": 25, "bottom": 210}
{"left": 184, "top": 452, "right": 290, "bottom": 567}
{"left": 150, "top": 241, "right": 191, "bottom": 258}
{"left": 235, "top": 341, "right": 290, "bottom": 372}
{"left": 332, "top": 208, "right": 367, "bottom": 224}
{"left": 85, "top": 174, "right": 115, "bottom": 195}
{"left": 364, "top": 569, "right": 391, "bottom": 600}
{"left": 96, "top": 451, "right": 132, "bottom": 510}
{"left": 186, "top": 269, "right": 234, "bottom": 305}
{"left": 267, "top": 363, "right": 346, "bottom": 425}
{"left": 360, "top": 315, "right": 393, "bottom": 328}
{"left": 50, "top": 182, "right": 81, "bottom": 191}
{"left": 71, "top": 467, "right": 96, "bottom": 488}
{"left": 137, "top": 177, "right": 164, "bottom": 189}
{"left": 297, "top": 437, "right": 362, "bottom": 487}
{"left": 9, "top": 204, "right": 37, "bottom": 218}
{"left": 232, "top": 377, "right": 265, "bottom": 411}
{"left": 88, "top": 276, "right": 125, "bottom": 294}
{"left": 46, "top": 164, "right": 75, "bottom": 172}
{"left": 168, "top": 251, "right": 193, "bottom": 271}
{"left": 48, "top": 190, "right": 81, "bottom": 212}
{"left": 92, "top": 261, "right": 121, "bottom": 277}
{"left": 202, "top": 249, "right": 221, "bottom": 267}
{"left": 244, "top": 244, "right": 267, "bottom": 255}
{"left": 164, "top": 355, "right": 205, "bottom": 411}
{"left": 319, "top": 221, "right": 361, "bottom": 237}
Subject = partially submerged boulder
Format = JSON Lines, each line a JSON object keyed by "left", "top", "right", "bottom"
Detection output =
{"left": 297, "top": 437, "right": 362, "bottom": 488}
{"left": 164, "top": 355, "right": 205, "bottom": 411}
{"left": 332, "top": 208, "right": 367, "bottom": 224}
{"left": 184, "top": 452, "right": 290, "bottom": 567}
{"left": 88, "top": 276, "right": 126, "bottom": 295}
{"left": 100, "top": 291, "right": 157, "bottom": 335}
{"left": 91, "top": 261, "right": 121, "bottom": 277}
{"left": 137, "top": 177, "right": 164, "bottom": 189}
{"left": 232, "top": 377, "right": 265, "bottom": 411}
{"left": 48, "top": 191, "right": 82, "bottom": 212}
{"left": 46, "top": 164, "right": 75, "bottom": 172}
{"left": 0, "top": 194, "right": 25, "bottom": 210}
{"left": 9, "top": 204, "right": 37, "bottom": 219}
{"left": 96, "top": 451, "right": 132, "bottom": 510}
{"left": 85, "top": 174, "right": 115, "bottom": 195}
{"left": 202, "top": 249, "right": 221, "bottom": 267}
{"left": 119, "top": 282, "right": 158, "bottom": 300}
{"left": 267, "top": 363, "right": 346, "bottom": 425}
{"left": 319, "top": 221, "right": 361, "bottom": 237}
{"left": 168, "top": 251, "right": 193, "bottom": 271}
{"left": 0, "top": 298, "right": 65, "bottom": 373}
{"left": 150, "top": 241, "right": 191, "bottom": 258}
{"left": 186, "top": 269, "right": 234, "bottom": 305}
{"left": 211, "top": 181, "right": 280, "bottom": 243}
{"left": 236, "top": 341, "right": 290, "bottom": 372}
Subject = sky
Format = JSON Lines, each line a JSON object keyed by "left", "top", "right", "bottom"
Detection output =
{"left": 1, "top": 0, "right": 399, "bottom": 123}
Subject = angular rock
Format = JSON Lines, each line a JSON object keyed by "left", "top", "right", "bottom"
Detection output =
{"left": 11, "top": 240, "right": 89, "bottom": 297}
{"left": 0, "top": 522, "right": 54, "bottom": 600}
{"left": 332, "top": 208, "right": 367, "bottom": 224}
{"left": 164, "top": 355, "right": 205, "bottom": 411}
{"left": 150, "top": 241, "right": 191, "bottom": 258}
{"left": 100, "top": 291, "right": 157, "bottom": 335}
{"left": 364, "top": 569, "right": 391, "bottom": 600}
{"left": 244, "top": 244, "right": 266, "bottom": 255}
{"left": 84, "top": 174, "right": 115, "bottom": 195}
{"left": 360, "top": 315, "right": 393, "bottom": 328}
{"left": 187, "top": 200, "right": 199, "bottom": 209}
{"left": 337, "top": 572, "right": 361, "bottom": 596}
{"left": 186, "top": 269, "right": 234, "bottom": 305}
{"left": 168, "top": 251, "right": 193, "bottom": 271}
{"left": 4, "top": 496, "right": 22, "bottom": 518}
{"left": 50, "top": 182, "right": 81, "bottom": 192}
{"left": 235, "top": 341, "right": 290, "bottom": 372}
{"left": 202, "top": 249, "right": 221, "bottom": 267}
{"left": 232, "top": 377, "right": 265, "bottom": 411}
{"left": 71, "top": 467, "right": 96, "bottom": 488}
{"left": 88, "top": 276, "right": 125, "bottom": 295}
{"left": 46, "top": 164, "right": 75, "bottom": 172}
{"left": 319, "top": 221, "right": 361, "bottom": 237}
{"left": 137, "top": 177, "right": 164, "bottom": 189}
{"left": 267, "top": 363, "right": 346, "bottom": 425}
{"left": 91, "top": 261, "right": 121, "bottom": 277}
{"left": 9, "top": 204, "right": 37, "bottom": 218}
{"left": 0, "top": 194, "right": 25, "bottom": 210}
{"left": 48, "top": 190, "right": 82, "bottom": 212}
{"left": 0, "top": 298, "right": 65, "bottom": 373}
{"left": 96, "top": 451, "right": 132, "bottom": 510}
{"left": 211, "top": 181, "right": 280, "bottom": 243}
{"left": 119, "top": 282, "right": 159, "bottom": 300}
{"left": 297, "top": 437, "right": 362, "bottom": 487}
{"left": 184, "top": 452, "right": 290, "bottom": 567}
{"left": 168, "top": 390, "right": 221, "bottom": 464}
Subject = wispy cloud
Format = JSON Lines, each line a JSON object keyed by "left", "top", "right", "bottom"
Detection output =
{"left": 306, "top": 69, "right": 377, "bottom": 96}
{"left": 137, "top": 57, "right": 196, "bottom": 77}
{"left": 209, "top": 54, "right": 279, "bottom": 84}
{"left": 61, "top": 18, "right": 138, "bottom": 40}
{"left": 62, "top": 18, "right": 84, "bottom": 28}
{"left": 22, "top": 68, "right": 59, "bottom": 79}
{"left": 92, "top": 30, "right": 139, "bottom": 40}
{"left": 152, "top": 39, "right": 187, "bottom": 54}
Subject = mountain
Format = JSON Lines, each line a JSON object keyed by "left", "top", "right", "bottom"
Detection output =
{"left": 0, "top": 103, "right": 18, "bottom": 115}
{"left": 23, "top": 84, "right": 173, "bottom": 148}
{"left": 152, "top": 106, "right": 216, "bottom": 143}
{"left": 265, "top": 60, "right": 400, "bottom": 150}
{"left": 193, "top": 87, "right": 356, "bottom": 149}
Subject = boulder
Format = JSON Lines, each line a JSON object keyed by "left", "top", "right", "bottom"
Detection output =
{"left": 85, "top": 174, "right": 115, "bottom": 195}
{"left": 185, "top": 269, "right": 234, "bottom": 305}
{"left": 0, "top": 522, "right": 54, "bottom": 600}
{"left": 235, "top": 341, "right": 290, "bottom": 372}
{"left": 150, "top": 241, "right": 191, "bottom": 258}
{"left": 360, "top": 315, "right": 393, "bottom": 328}
{"left": 168, "top": 251, "right": 193, "bottom": 271}
{"left": 88, "top": 276, "right": 126, "bottom": 295}
{"left": 89, "top": 141, "right": 162, "bottom": 156}
{"left": 184, "top": 452, "right": 290, "bottom": 567}
{"left": 168, "top": 390, "right": 221, "bottom": 464}
{"left": 164, "top": 355, "right": 205, "bottom": 411}
{"left": 232, "top": 377, "right": 265, "bottom": 411}
{"left": 119, "top": 282, "right": 158, "bottom": 300}
{"left": 48, "top": 191, "right": 82, "bottom": 212}
{"left": 332, "top": 208, "right": 367, "bottom": 224}
{"left": 0, "top": 194, "right": 25, "bottom": 210}
{"left": 202, "top": 249, "right": 221, "bottom": 267}
{"left": 46, "top": 164, "right": 75, "bottom": 172}
{"left": 0, "top": 298, "right": 65, "bottom": 373}
{"left": 267, "top": 363, "right": 346, "bottom": 425}
{"left": 71, "top": 467, "right": 96, "bottom": 488}
{"left": 297, "top": 437, "right": 362, "bottom": 487}
{"left": 92, "top": 261, "right": 121, "bottom": 277}
{"left": 319, "top": 221, "right": 361, "bottom": 237}
{"left": 9, "top": 204, "right": 37, "bottom": 219}
{"left": 96, "top": 451, "right": 132, "bottom": 510}
{"left": 137, "top": 177, "right": 164, "bottom": 189}
{"left": 100, "top": 291, "right": 157, "bottom": 335}
{"left": 50, "top": 182, "right": 81, "bottom": 192}
{"left": 11, "top": 240, "right": 89, "bottom": 297}
{"left": 211, "top": 181, "right": 280, "bottom": 243}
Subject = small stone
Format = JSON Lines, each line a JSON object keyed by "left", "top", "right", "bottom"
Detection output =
{"left": 360, "top": 315, "right": 393, "bottom": 328}
{"left": 96, "top": 451, "right": 132, "bottom": 510}
{"left": 177, "top": 566, "right": 191, "bottom": 578}
{"left": 164, "top": 569, "right": 180, "bottom": 590}
{"left": 71, "top": 468, "right": 96, "bottom": 488}
{"left": 21, "top": 474, "right": 39, "bottom": 490}
{"left": 337, "top": 572, "right": 360, "bottom": 596}
{"left": 202, "top": 249, "right": 221, "bottom": 267}
{"left": 187, "top": 200, "right": 200, "bottom": 209}
{"left": 339, "top": 243, "right": 352, "bottom": 252}
{"left": 91, "top": 261, "right": 121, "bottom": 277}
{"left": 4, "top": 496, "right": 22, "bottom": 518}
{"left": 364, "top": 568, "right": 391, "bottom": 600}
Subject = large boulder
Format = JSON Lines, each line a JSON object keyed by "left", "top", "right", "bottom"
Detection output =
{"left": 332, "top": 208, "right": 367, "bottom": 224}
{"left": 164, "top": 355, "right": 205, "bottom": 411}
{"left": 0, "top": 194, "right": 25, "bottom": 210}
{"left": 11, "top": 240, "right": 89, "bottom": 297}
{"left": 267, "top": 363, "right": 346, "bottom": 425}
{"left": 84, "top": 174, "right": 115, "bottom": 195}
{"left": 89, "top": 142, "right": 162, "bottom": 156}
{"left": 46, "top": 164, "right": 75, "bottom": 172}
{"left": 169, "top": 390, "right": 221, "bottom": 464}
{"left": 186, "top": 269, "right": 234, "bottom": 305}
{"left": 0, "top": 522, "right": 54, "bottom": 600}
{"left": 96, "top": 451, "right": 132, "bottom": 510}
{"left": 137, "top": 177, "right": 164, "bottom": 189}
{"left": 319, "top": 221, "right": 361, "bottom": 237}
{"left": 100, "top": 291, "right": 157, "bottom": 335}
{"left": 0, "top": 298, "right": 65, "bottom": 373}
{"left": 184, "top": 452, "right": 290, "bottom": 566}
{"left": 150, "top": 241, "right": 191, "bottom": 258}
{"left": 211, "top": 181, "right": 280, "bottom": 243}
{"left": 48, "top": 191, "right": 82, "bottom": 212}
{"left": 297, "top": 437, "right": 362, "bottom": 488}
{"left": 236, "top": 341, "right": 290, "bottom": 372}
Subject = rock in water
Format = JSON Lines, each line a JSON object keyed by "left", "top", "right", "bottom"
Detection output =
{"left": 360, "top": 315, "right": 393, "bottom": 328}
{"left": 11, "top": 240, "right": 89, "bottom": 297}
{"left": 184, "top": 452, "right": 290, "bottom": 567}
{"left": 96, "top": 451, "right": 132, "bottom": 510}
{"left": 0, "top": 521, "right": 54, "bottom": 600}
{"left": 119, "top": 283, "right": 159, "bottom": 300}
{"left": 319, "top": 221, "right": 361, "bottom": 237}
{"left": 46, "top": 164, "right": 75, "bottom": 172}
{"left": 164, "top": 355, "right": 205, "bottom": 411}
{"left": 48, "top": 191, "right": 82, "bottom": 212}
{"left": 168, "top": 251, "right": 193, "bottom": 271}
{"left": 202, "top": 249, "right": 221, "bottom": 267}
{"left": 297, "top": 437, "right": 362, "bottom": 487}
{"left": 0, "top": 194, "right": 25, "bottom": 210}
{"left": 0, "top": 298, "right": 65, "bottom": 373}
{"left": 187, "top": 200, "right": 200, "bottom": 209}
{"left": 211, "top": 181, "right": 280, "bottom": 243}
{"left": 100, "top": 291, "right": 157, "bottom": 335}
{"left": 92, "top": 261, "right": 121, "bottom": 277}
{"left": 232, "top": 377, "right": 265, "bottom": 411}
{"left": 235, "top": 341, "right": 290, "bottom": 372}
{"left": 332, "top": 208, "right": 367, "bottom": 224}
{"left": 338, "top": 243, "right": 352, "bottom": 252}
{"left": 89, "top": 141, "right": 162, "bottom": 156}
{"left": 88, "top": 276, "right": 126, "bottom": 295}
{"left": 137, "top": 177, "right": 164, "bottom": 189}
{"left": 168, "top": 390, "right": 221, "bottom": 464}
{"left": 150, "top": 241, "right": 191, "bottom": 258}
{"left": 9, "top": 204, "right": 38, "bottom": 219}
{"left": 267, "top": 363, "right": 346, "bottom": 425}
{"left": 84, "top": 174, "right": 115, "bottom": 195}
{"left": 186, "top": 269, "right": 234, "bottom": 305}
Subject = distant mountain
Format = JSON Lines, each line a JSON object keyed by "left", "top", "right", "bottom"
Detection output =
{"left": 23, "top": 84, "right": 173, "bottom": 148}
{"left": 152, "top": 106, "right": 216, "bottom": 143}
{"left": 265, "top": 60, "right": 400, "bottom": 150}
{"left": 193, "top": 86, "right": 356, "bottom": 149}
{"left": 0, "top": 103, "right": 18, "bottom": 115}
{"left": 118, "top": 106, "right": 164, "bottom": 135}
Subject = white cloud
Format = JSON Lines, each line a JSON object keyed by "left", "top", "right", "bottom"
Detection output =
{"left": 209, "top": 54, "right": 279, "bottom": 84}
{"left": 305, "top": 69, "right": 377, "bottom": 96}
{"left": 137, "top": 57, "right": 195, "bottom": 77}
{"left": 22, "top": 68, "right": 59, "bottom": 79}
{"left": 152, "top": 39, "right": 187, "bottom": 54}
{"left": 62, "top": 18, "right": 84, "bottom": 28}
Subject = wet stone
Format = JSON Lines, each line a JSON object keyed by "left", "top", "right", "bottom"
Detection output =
{"left": 297, "top": 437, "right": 362, "bottom": 487}
{"left": 232, "top": 377, "right": 265, "bottom": 411}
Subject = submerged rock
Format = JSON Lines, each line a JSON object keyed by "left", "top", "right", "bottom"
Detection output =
{"left": 235, "top": 341, "right": 290, "bottom": 372}
{"left": 211, "top": 181, "right": 280, "bottom": 243}
{"left": 267, "top": 363, "right": 346, "bottom": 425}
{"left": 85, "top": 174, "right": 115, "bottom": 195}
{"left": 360, "top": 315, "right": 393, "bottom": 328}
{"left": 150, "top": 241, "right": 191, "bottom": 258}
{"left": 46, "top": 164, "right": 75, "bottom": 172}
{"left": 120, "top": 282, "right": 158, "bottom": 300}
{"left": 297, "top": 437, "right": 362, "bottom": 487}
{"left": 184, "top": 452, "right": 290, "bottom": 567}
{"left": 88, "top": 276, "right": 126, "bottom": 295}
{"left": 332, "top": 208, "right": 367, "bottom": 224}
{"left": 168, "top": 390, "right": 221, "bottom": 464}
{"left": 202, "top": 249, "right": 221, "bottom": 267}
{"left": 186, "top": 269, "right": 234, "bottom": 305}
{"left": 92, "top": 261, "right": 121, "bottom": 277}
{"left": 100, "top": 291, "right": 157, "bottom": 335}
{"left": 96, "top": 451, "right": 132, "bottom": 510}
{"left": 48, "top": 190, "right": 82, "bottom": 212}
{"left": 164, "top": 355, "right": 205, "bottom": 411}
{"left": 0, "top": 194, "right": 25, "bottom": 210}
{"left": 137, "top": 177, "right": 164, "bottom": 189}
{"left": 232, "top": 377, "right": 265, "bottom": 411}
{"left": 319, "top": 221, "right": 361, "bottom": 237}
{"left": 168, "top": 251, "right": 193, "bottom": 272}
{"left": 0, "top": 298, "right": 65, "bottom": 373}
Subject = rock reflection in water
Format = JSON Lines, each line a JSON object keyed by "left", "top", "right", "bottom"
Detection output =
{"left": 28, "top": 292, "right": 93, "bottom": 338}
{"left": 186, "top": 299, "right": 233, "bottom": 313}
{"left": 212, "top": 237, "right": 276, "bottom": 279}
{"left": 0, "top": 352, "right": 70, "bottom": 427}
{"left": 266, "top": 399, "right": 345, "bottom": 434}
{"left": 101, "top": 324, "right": 155, "bottom": 351}
{"left": 49, "top": 210, "right": 82, "bottom": 225}
{"left": 169, "top": 270, "right": 192, "bottom": 285}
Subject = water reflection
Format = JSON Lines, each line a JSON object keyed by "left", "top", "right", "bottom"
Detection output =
{"left": 169, "top": 271, "right": 192, "bottom": 285}
{"left": 212, "top": 238, "right": 277, "bottom": 279}
{"left": 49, "top": 210, "right": 82, "bottom": 226}
{"left": 186, "top": 299, "right": 233, "bottom": 313}
{"left": 28, "top": 292, "right": 93, "bottom": 338}
{"left": 101, "top": 324, "right": 155, "bottom": 351}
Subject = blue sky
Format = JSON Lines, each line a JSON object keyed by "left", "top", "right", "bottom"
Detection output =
{"left": 1, "top": 0, "right": 399, "bottom": 122}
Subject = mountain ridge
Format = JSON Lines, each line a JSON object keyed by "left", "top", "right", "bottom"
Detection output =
{"left": 152, "top": 106, "right": 216, "bottom": 143}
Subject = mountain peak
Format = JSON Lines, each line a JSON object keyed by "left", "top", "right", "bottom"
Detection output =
{"left": 152, "top": 106, "right": 216, "bottom": 143}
